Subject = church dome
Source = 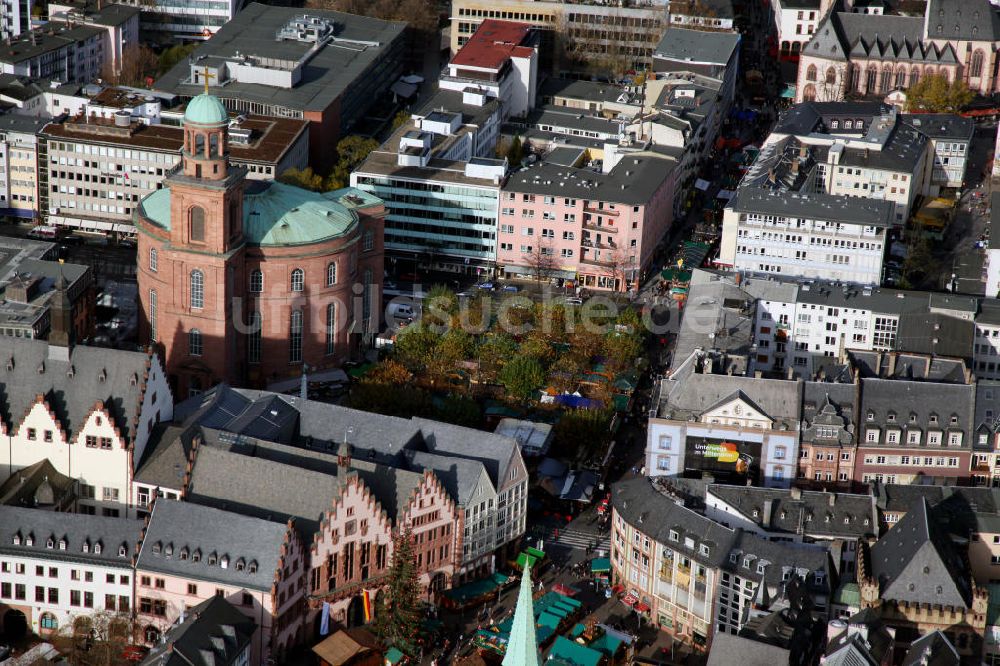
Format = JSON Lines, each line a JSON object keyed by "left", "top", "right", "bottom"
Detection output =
{"left": 184, "top": 93, "right": 229, "bottom": 126}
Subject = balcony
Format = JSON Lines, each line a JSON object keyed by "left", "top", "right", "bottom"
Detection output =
{"left": 584, "top": 205, "right": 619, "bottom": 217}
{"left": 581, "top": 239, "right": 618, "bottom": 250}
{"left": 583, "top": 222, "right": 619, "bottom": 233}
{"left": 579, "top": 254, "right": 616, "bottom": 268}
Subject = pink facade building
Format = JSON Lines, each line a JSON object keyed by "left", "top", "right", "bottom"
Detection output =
{"left": 134, "top": 500, "right": 307, "bottom": 665}
{"left": 307, "top": 444, "right": 462, "bottom": 627}
{"left": 498, "top": 150, "right": 677, "bottom": 291}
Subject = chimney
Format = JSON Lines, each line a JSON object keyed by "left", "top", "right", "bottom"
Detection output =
{"left": 762, "top": 499, "right": 773, "bottom": 528}
{"left": 828, "top": 493, "right": 836, "bottom": 507}
{"left": 790, "top": 487, "right": 802, "bottom": 500}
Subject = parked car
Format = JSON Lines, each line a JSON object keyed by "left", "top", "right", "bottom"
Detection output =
{"left": 502, "top": 284, "right": 520, "bottom": 292}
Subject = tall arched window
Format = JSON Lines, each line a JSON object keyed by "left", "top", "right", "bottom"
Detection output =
{"left": 866, "top": 67, "right": 877, "bottom": 93}
{"left": 806, "top": 65, "right": 817, "bottom": 82}
{"left": 189, "top": 329, "right": 203, "bottom": 356}
{"left": 290, "top": 268, "right": 304, "bottom": 292}
{"left": 910, "top": 67, "right": 920, "bottom": 87}
{"left": 248, "top": 311, "right": 262, "bottom": 364}
{"left": 362, "top": 268, "right": 373, "bottom": 331}
{"left": 190, "top": 270, "right": 204, "bottom": 309}
{"left": 189, "top": 206, "right": 206, "bottom": 243}
{"left": 289, "top": 310, "right": 303, "bottom": 363}
{"left": 326, "top": 262, "right": 337, "bottom": 287}
{"left": 894, "top": 69, "right": 906, "bottom": 88}
{"left": 803, "top": 84, "right": 817, "bottom": 102}
{"left": 825, "top": 67, "right": 837, "bottom": 85}
{"left": 326, "top": 303, "right": 336, "bottom": 355}
{"left": 971, "top": 50, "right": 985, "bottom": 78}
{"left": 249, "top": 269, "right": 263, "bottom": 293}
{"left": 149, "top": 247, "right": 157, "bottom": 272}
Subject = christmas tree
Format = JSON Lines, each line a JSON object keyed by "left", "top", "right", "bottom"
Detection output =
{"left": 373, "top": 529, "right": 422, "bottom": 657}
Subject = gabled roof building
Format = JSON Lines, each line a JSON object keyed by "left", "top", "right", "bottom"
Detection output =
{"left": 856, "top": 498, "right": 987, "bottom": 658}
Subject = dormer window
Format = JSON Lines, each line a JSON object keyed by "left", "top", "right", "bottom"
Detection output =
{"left": 752, "top": 509, "right": 759, "bottom": 518}
{"left": 757, "top": 562, "right": 766, "bottom": 574}
{"left": 46, "top": 538, "right": 53, "bottom": 549}
{"left": 730, "top": 553, "right": 738, "bottom": 564}
{"left": 909, "top": 413, "right": 917, "bottom": 423}
{"left": 867, "top": 411, "right": 874, "bottom": 421}
{"left": 93, "top": 542, "right": 101, "bottom": 554}
{"left": 951, "top": 414, "right": 959, "bottom": 425}
{"left": 165, "top": 544, "right": 173, "bottom": 557}
{"left": 82, "top": 540, "right": 89, "bottom": 553}
{"left": 844, "top": 516, "right": 851, "bottom": 524}
{"left": 235, "top": 558, "right": 245, "bottom": 571}
{"left": 248, "top": 561, "right": 258, "bottom": 573}
{"left": 12, "top": 532, "right": 20, "bottom": 545}
{"left": 117, "top": 545, "right": 126, "bottom": 557}
{"left": 192, "top": 549, "right": 202, "bottom": 563}
{"left": 180, "top": 548, "right": 189, "bottom": 561}
{"left": 58, "top": 539, "right": 66, "bottom": 550}
{"left": 814, "top": 572, "right": 825, "bottom": 585}
{"left": 930, "top": 413, "right": 939, "bottom": 425}
{"left": 699, "top": 544, "right": 710, "bottom": 556}
{"left": 887, "top": 412, "right": 896, "bottom": 422}
{"left": 208, "top": 552, "right": 218, "bottom": 566}
{"left": 26, "top": 534, "right": 34, "bottom": 546}
{"left": 744, "top": 557, "right": 753, "bottom": 568}
{"left": 669, "top": 530, "right": 679, "bottom": 542}
{"left": 152, "top": 542, "right": 162, "bottom": 555}
{"left": 220, "top": 556, "right": 229, "bottom": 569}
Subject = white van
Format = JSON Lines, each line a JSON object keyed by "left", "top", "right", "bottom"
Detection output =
{"left": 387, "top": 302, "right": 416, "bottom": 319}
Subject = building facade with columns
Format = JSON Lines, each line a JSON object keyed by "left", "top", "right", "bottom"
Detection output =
{"left": 135, "top": 92, "right": 385, "bottom": 399}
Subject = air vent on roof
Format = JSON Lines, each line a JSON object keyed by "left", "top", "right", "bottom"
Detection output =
{"left": 98, "top": 368, "right": 106, "bottom": 382}
{"left": 6, "top": 357, "right": 12, "bottom": 371}
{"left": 37, "top": 362, "right": 44, "bottom": 374}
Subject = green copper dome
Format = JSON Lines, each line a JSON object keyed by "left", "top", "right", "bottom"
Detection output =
{"left": 184, "top": 93, "right": 229, "bottom": 126}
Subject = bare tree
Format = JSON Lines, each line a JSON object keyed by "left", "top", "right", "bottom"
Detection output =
{"left": 100, "top": 43, "right": 158, "bottom": 87}
{"left": 605, "top": 247, "right": 635, "bottom": 293}
{"left": 553, "top": 9, "right": 649, "bottom": 80}
{"left": 51, "top": 611, "right": 140, "bottom": 666}
{"left": 525, "top": 242, "right": 559, "bottom": 285}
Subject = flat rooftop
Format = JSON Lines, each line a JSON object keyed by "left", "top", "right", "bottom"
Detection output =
{"left": 0, "top": 24, "right": 102, "bottom": 64}
{"left": 42, "top": 114, "right": 307, "bottom": 164}
{"left": 729, "top": 187, "right": 894, "bottom": 228}
{"left": 154, "top": 2, "right": 406, "bottom": 113}
{"left": 653, "top": 26, "right": 740, "bottom": 65}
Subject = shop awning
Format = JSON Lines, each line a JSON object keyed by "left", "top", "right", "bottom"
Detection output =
{"left": 621, "top": 591, "right": 638, "bottom": 607}
{"left": 635, "top": 601, "right": 651, "bottom": 612}
{"left": 591, "top": 557, "right": 611, "bottom": 573}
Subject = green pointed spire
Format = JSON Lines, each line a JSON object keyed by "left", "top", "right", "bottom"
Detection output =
{"left": 503, "top": 564, "right": 541, "bottom": 666}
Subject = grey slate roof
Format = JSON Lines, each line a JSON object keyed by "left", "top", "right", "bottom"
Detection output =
{"left": 859, "top": 377, "right": 974, "bottom": 442}
{"left": 173, "top": 384, "right": 510, "bottom": 509}
{"left": 140, "top": 595, "right": 256, "bottom": 666}
{"left": 900, "top": 630, "right": 960, "bottom": 666}
{"left": 849, "top": 351, "right": 969, "bottom": 383}
{"left": 612, "top": 477, "right": 737, "bottom": 569}
{"left": 653, "top": 27, "right": 740, "bottom": 66}
{"left": 895, "top": 312, "right": 973, "bottom": 359}
{"left": 804, "top": 12, "right": 957, "bottom": 64}
{"left": 0, "top": 505, "right": 139, "bottom": 567}
{"left": 154, "top": 3, "right": 406, "bottom": 113}
{"left": 504, "top": 152, "right": 677, "bottom": 207}
{"left": 133, "top": 423, "right": 193, "bottom": 488}
{"left": 925, "top": 0, "right": 1000, "bottom": 42}
{"left": 868, "top": 497, "right": 971, "bottom": 608}
{"left": 707, "top": 484, "right": 876, "bottom": 539}
{"left": 728, "top": 187, "right": 894, "bottom": 227}
{"left": 659, "top": 372, "right": 802, "bottom": 429}
{"left": 706, "top": 632, "right": 790, "bottom": 666}
{"left": 538, "top": 78, "right": 633, "bottom": 106}
{"left": 0, "top": 339, "right": 156, "bottom": 444}
{"left": 137, "top": 500, "right": 288, "bottom": 592}
{"left": 185, "top": 441, "right": 344, "bottom": 536}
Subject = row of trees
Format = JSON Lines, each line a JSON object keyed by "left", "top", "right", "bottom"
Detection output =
{"left": 278, "top": 136, "right": 379, "bottom": 192}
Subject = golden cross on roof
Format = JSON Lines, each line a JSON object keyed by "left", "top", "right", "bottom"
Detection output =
{"left": 202, "top": 65, "right": 216, "bottom": 94}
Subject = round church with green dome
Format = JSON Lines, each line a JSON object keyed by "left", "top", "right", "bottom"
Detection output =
{"left": 135, "top": 92, "right": 386, "bottom": 399}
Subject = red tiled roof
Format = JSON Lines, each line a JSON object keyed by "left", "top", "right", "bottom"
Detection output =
{"left": 450, "top": 19, "right": 533, "bottom": 71}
